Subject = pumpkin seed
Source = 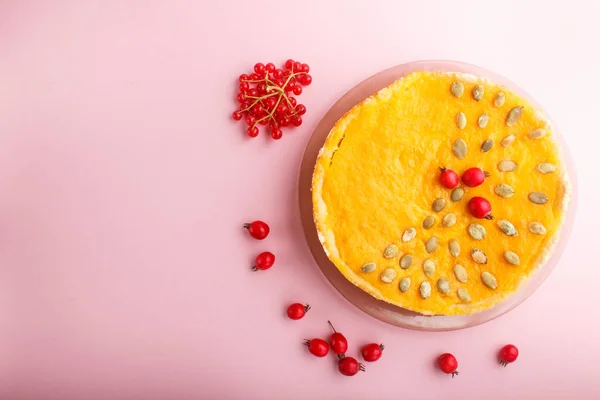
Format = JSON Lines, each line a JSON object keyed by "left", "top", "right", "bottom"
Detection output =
{"left": 498, "top": 160, "right": 517, "bottom": 172}
{"left": 361, "top": 262, "right": 376, "bottom": 273}
{"left": 501, "top": 134, "right": 516, "bottom": 147}
{"left": 442, "top": 213, "right": 457, "bottom": 227}
{"left": 419, "top": 281, "right": 431, "bottom": 299}
{"left": 423, "top": 259, "right": 436, "bottom": 276}
{"left": 432, "top": 198, "right": 446, "bottom": 213}
{"left": 504, "top": 251, "right": 520, "bottom": 265}
{"left": 456, "top": 112, "right": 467, "bottom": 129}
{"left": 495, "top": 184, "right": 515, "bottom": 198}
{"left": 450, "top": 82, "right": 464, "bottom": 97}
{"left": 529, "top": 222, "right": 547, "bottom": 235}
{"left": 453, "top": 138, "right": 467, "bottom": 159}
{"left": 449, "top": 239, "right": 460, "bottom": 257}
{"left": 506, "top": 106, "right": 523, "bottom": 126}
{"left": 451, "top": 187, "right": 464, "bottom": 202}
{"left": 399, "top": 277, "right": 411, "bottom": 292}
{"left": 457, "top": 288, "right": 471, "bottom": 302}
{"left": 481, "top": 139, "right": 494, "bottom": 152}
{"left": 380, "top": 268, "right": 397, "bottom": 283}
{"left": 422, "top": 215, "right": 435, "bottom": 229}
{"left": 494, "top": 92, "right": 505, "bottom": 107}
{"left": 529, "top": 128, "right": 547, "bottom": 139}
{"left": 468, "top": 223, "right": 486, "bottom": 240}
{"left": 498, "top": 220, "right": 518, "bottom": 236}
{"left": 402, "top": 227, "right": 416, "bottom": 242}
{"left": 477, "top": 113, "right": 489, "bottom": 128}
{"left": 425, "top": 236, "right": 439, "bottom": 254}
{"left": 471, "top": 248, "right": 488, "bottom": 264}
{"left": 383, "top": 244, "right": 399, "bottom": 259}
{"left": 437, "top": 278, "right": 451, "bottom": 294}
{"left": 481, "top": 271, "right": 498, "bottom": 289}
{"left": 472, "top": 84, "right": 484, "bottom": 101}
{"left": 399, "top": 254, "right": 413, "bottom": 270}
{"left": 453, "top": 264, "right": 468, "bottom": 283}
{"left": 537, "top": 163, "right": 557, "bottom": 174}
{"left": 529, "top": 192, "right": 548, "bottom": 205}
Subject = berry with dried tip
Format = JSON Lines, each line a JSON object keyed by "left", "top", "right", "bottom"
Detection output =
{"left": 439, "top": 167, "right": 459, "bottom": 189}
{"left": 338, "top": 355, "right": 365, "bottom": 376}
{"left": 468, "top": 197, "right": 493, "bottom": 219}
{"left": 252, "top": 251, "right": 275, "bottom": 271}
{"left": 304, "top": 338, "right": 329, "bottom": 357}
{"left": 437, "top": 353, "right": 459, "bottom": 377}
{"left": 243, "top": 220, "right": 270, "bottom": 240}
{"left": 327, "top": 321, "right": 348, "bottom": 354}
{"left": 462, "top": 167, "right": 490, "bottom": 187}
{"left": 499, "top": 344, "right": 519, "bottom": 366}
{"left": 361, "top": 343, "right": 384, "bottom": 362}
{"left": 287, "top": 303, "right": 310, "bottom": 320}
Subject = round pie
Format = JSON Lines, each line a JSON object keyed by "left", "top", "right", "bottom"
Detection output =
{"left": 311, "top": 71, "right": 570, "bottom": 316}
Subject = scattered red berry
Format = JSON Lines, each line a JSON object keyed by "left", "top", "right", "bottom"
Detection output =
{"left": 468, "top": 197, "right": 493, "bottom": 219}
{"left": 338, "top": 356, "right": 365, "bottom": 376}
{"left": 243, "top": 220, "right": 270, "bottom": 240}
{"left": 499, "top": 344, "right": 519, "bottom": 366}
{"left": 327, "top": 321, "right": 348, "bottom": 354}
{"left": 437, "top": 353, "right": 459, "bottom": 377}
{"left": 287, "top": 303, "right": 310, "bottom": 320}
{"left": 252, "top": 251, "right": 275, "bottom": 271}
{"left": 462, "top": 167, "right": 490, "bottom": 187}
{"left": 439, "top": 167, "right": 459, "bottom": 189}
{"left": 361, "top": 343, "right": 384, "bottom": 362}
{"left": 304, "top": 338, "right": 329, "bottom": 357}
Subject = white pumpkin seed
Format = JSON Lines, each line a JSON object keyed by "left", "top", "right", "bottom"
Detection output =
{"left": 472, "top": 84, "right": 484, "bottom": 101}
{"left": 425, "top": 236, "right": 439, "bottom": 254}
{"left": 450, "top": 82, "right": 464, "bottom": 97}
{"left": 529, "top": 222, "right": 547, "bottom": 235}
{"left": 494, "top": 92, "right": 505, "bottom": 107}
{"left": 383, "top": 244, "right": 399, "bottom": 259}
{"left": 380, "top": 268, "right": 397, "bottom": 283}
{"left": 453, "top": 264, "right": 468, "bottom": 283}
{"left": 402, "top": 227, "right": 416, "bottom": 242}
{"left": 419, "top": 281, "right": 432, "bottom": 299}
{"left": 529, "top": 129, "right": 547, "bottom": 139}
{"left": 400, "top": 254, "right": 413, "bottom": 270}
{"left": 471, "top": 248, "right": 488, "bottom": 264}
{"left": 432, "top": 198, "right": 446, "bottom": 213}
{"left": 468, "top": 223, "right": 486, "bottom": 240}
{"left": 498, "top": 220, "right": 518, "bottom": 236}
{"left": 422, "top": 216, "right": 435, "bottom": 229}
{"left": 495, "top": 184, "right": 515, "bottom": 198}
{"left": 501, "top": 134, "right": 516, "bottom": 147}
{"left": 399, "top": 277, "right": 411, "bottom": 292}
{"left": 442, "top": 213, "right": 457, "bottom": 227}
{"left": 456, "top": 112, "right": 467, "bottom": 130}
{"left": 498, "top": 160, "right": 517, "bottom": 172}
{"left": 506, "top": 106, "right": 523, "bottom": 126}
{"left": 481, "top": 139, "right": 493, "bottom": 152}
{"left": 437, "top": 278, "right": 451, "bottom": 294}
{"left": 451, "top": 187, "right": 464, "bottom": 202}
{"left": 449, "top": 239, "right": 460, "bottom": 257}
{"left": 504, "top": 251, "right": 520, "bottom": 265}
{"left": 361, "top": 262, "right": 376, "bottom": 273}
{"left": 477, "top": 113, "right": 489, "bottom": 128}
{"left": 536, "top": 163, "right": 557, "bottom": 174}
{"left": 529, "top": 192, "right": 548, "bottom": 205}
{"left": 457, "top": 288, "right": 471, "bottom": 302}
{"left": 423, "top": 259, "right": 436, "bottom": 276}
{"left": 481, "top": 271, "right": 498, "bottom": 289}
{"left": 453, "top": 138, "right": 467, "bottom": 159}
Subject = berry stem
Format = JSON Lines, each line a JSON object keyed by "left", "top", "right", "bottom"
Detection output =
{"left": 451, "top": 371, "right": 459, "bottom": 378}
{"left": 327, "top": 320, "right": 337, "bottom": 333}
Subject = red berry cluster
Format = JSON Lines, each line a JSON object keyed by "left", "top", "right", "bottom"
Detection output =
{"left": 244, "top": 220, "right": 276, "bottom": 271}
{"left": 439, "top": 166, "right": 493, "bottom": 219}
{"left": 436, "top": 345, "right": 519, "bottom": 378}
{"left": 233, "top": 60, "right": 312, "bottom": 140}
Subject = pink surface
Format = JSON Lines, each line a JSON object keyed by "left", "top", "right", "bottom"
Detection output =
{"left": 0, "top": 1, "right": 598, "bottom": 399}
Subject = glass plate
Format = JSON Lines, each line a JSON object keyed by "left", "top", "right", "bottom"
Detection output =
{"left": 298, "top": 60, "right": 577, "bottom": 331}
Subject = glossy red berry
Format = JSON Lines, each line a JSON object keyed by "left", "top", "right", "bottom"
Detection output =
{"left": 247, "top": 126, "right": 259, "bottom": 138}
{"left": 302, "top": 74, "right": 312, "bottom": 85}
{"left": 301, "top": 63, "right": 310, "bottom": 73}
{"left": 252, "top": 251, "right": 275, "bottom": 271}
{"left": 439, "top": 167, "right": 459, "bottom": 189}
{"left": 232, "top": 110, "right": 243, "bottom": 121}
{"left": 304, "top": 338, "right": 329, "bottom": 357}
{"left": 295, "top": 104, "right": 306, "bottom": 115}
{"left": 499, "top": 344, "right": 519, "bottom": 366}
{"left": 246, "top": 115, "right": 256, "bottom": 126}
{"left": 243, "top": 220, "right": 270, "bottom": 239}
{"left": 287, "top": 303, "right": 310, "bottom": 320}
{"left": 239, "top": 74, "right": 249, "bottom": 82}
{"left": 468, "top": 197, "right": 493, "bottom": 219}
{"left": 253, "top": 63, "right": 265, "bottom": 75}
{"left": 273, "top": 69, "right": 284, "bottom": 79}
{"left": 437, "top": 353, "right": 459, "bottom": 377}
{"left": 271, "top": 128, "right": 283, "bottom": 140}
{"left": 265, "top": 62, "right": 276, "bottom": 73}
{"left": 327, "top": 321, "right": 348, "bottom": 354}
{"left": 291, "top": 116, "right": 303, "bottom": 127}
{"left": 338, "top": 356, "right": 365, "bottom": 376}
{"left": 361, "top": 343, "right": 384, "bottom": 362}
{"left": 462, "top": 167, "right": 489, "bottom": 187}
{"left": 293, "top": 85, "right": 303, "bottom": 95}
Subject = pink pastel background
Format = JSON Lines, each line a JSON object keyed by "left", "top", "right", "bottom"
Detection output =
{"left": 0, "top": 1, "right": 598, "bottom": 399}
